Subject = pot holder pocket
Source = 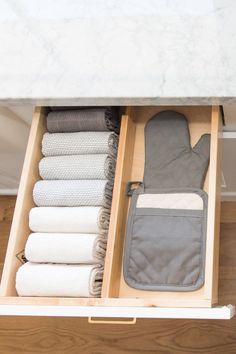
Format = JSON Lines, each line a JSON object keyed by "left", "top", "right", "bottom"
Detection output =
{"left": 123, "top": 189, "right": 208, "bottom": 291}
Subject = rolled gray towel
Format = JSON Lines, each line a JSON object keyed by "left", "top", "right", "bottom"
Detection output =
{"left": 42, "top": 131, "right": 119, "bottom": 157}
{"left": 33, "top": 180, "right": 113, "bottom": 207}
{"left": 46, "top": 107, "right": 120, "bottom": 133}
{"left": 39, "top": 154, "right": 116, "bottom": 180}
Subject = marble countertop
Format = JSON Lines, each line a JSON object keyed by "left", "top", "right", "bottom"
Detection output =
{"left": 1, "top": 0, "right": 236, "bottom": 105}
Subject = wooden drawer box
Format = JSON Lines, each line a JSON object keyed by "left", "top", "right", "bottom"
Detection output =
{"left": 0, "top": 106, "right": 234, "bottom": 320}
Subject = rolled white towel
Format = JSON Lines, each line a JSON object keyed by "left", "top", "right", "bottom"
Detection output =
{"left": 25, "top": 233, "right": 106, "bottom": 264}
{"left": 16, "top": 262, "right": 103, "bottom": 297}
{"left": 29, "top": 207, "right": 110, "bottom": 234}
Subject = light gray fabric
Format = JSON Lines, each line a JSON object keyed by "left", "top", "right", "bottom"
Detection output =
{"left": 39, "top": 154, "right": 116, "bottom": 180}
{"left": 123, "top": 111, "right": 210, "bottom": 292}
{"left": 42, "top": 131, "right": 118, "bottom": 157}
{"left": 33, "top": 180, "right": 113, "bottom": 207}
{"left": 144, "top": 111, "right": 210, "bottom": 189}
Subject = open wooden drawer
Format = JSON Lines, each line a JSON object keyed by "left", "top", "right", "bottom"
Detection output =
{"left": 0, "top": 106, "right": 234, "bottom": 320}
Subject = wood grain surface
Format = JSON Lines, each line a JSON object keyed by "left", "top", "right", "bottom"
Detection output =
{"left": 0, "top": 197, "right": 236, "bottom": 354}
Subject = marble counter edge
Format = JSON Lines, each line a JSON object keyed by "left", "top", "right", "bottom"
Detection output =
{"left": 1, "top": 97, "right": 236, "bottom": 106}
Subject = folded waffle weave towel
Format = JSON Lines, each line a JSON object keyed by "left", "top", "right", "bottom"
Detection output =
{"left": 16, "top": 263, "right": 103, "bottom": 297}
{"left": 39, "top": 154, "right": 116, "bottom": 180}
{"left": 29, "top": 207, "right": 110, "bottom": 234}
{"left": 46, "top": 107, "right": 120, "bottom": 133}
{"left": 33, "top": 180, "right": 113, "bottom": 207}
{"left": 25, "top": 233, "right": 106, "bottom": 264}
{"left": 42, "top": 132, "right": 119, "bottom": 157}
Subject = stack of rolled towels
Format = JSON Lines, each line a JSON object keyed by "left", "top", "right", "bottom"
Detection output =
{"left": 16, "top": 107, "right": 119, "bottom": 297}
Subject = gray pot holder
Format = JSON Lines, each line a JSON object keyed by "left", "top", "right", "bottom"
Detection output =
{"left": 123, "top": 111, "right": 211, "bottom": 291}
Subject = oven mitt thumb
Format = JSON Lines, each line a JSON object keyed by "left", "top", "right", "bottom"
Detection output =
{"left": 144, "top": 110, "right": 210, "bottom": 189}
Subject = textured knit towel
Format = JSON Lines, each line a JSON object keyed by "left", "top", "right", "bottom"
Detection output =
{"left": 25, "top": 233, "right": 106, "bottom": 264}
{"left": 39, "top": 154, "right": 116, "bottom": 180}
{"left": 46, "top": 107, "right": 120, "bottom": 133}
{"left": 33, "top": 180, "right": 113, "bottom": 207}
{"left": 29, "top": 207, "right": 110, "bottom": 234}
{"left": 42, "top": 131, "right": 119, "bottom": 157}
{"left": 16, "top": 262, "right": 103, "bottom": 297}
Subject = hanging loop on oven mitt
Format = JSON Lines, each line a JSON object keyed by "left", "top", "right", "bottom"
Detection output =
{"left": 123, "top": 111, "right": 211, "bottom": 292}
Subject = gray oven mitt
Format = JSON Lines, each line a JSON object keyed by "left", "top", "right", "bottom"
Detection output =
{"left": 123, "top": 111, "right": 210, "bottom": 292}
{"left": 144, "top": 110, "right": 210, "bottom": 189}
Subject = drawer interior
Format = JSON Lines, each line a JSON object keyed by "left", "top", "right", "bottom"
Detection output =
{"left": 0, "top": 106, "right": 221, "bottom": 308}
{"left": 102, "top": 106, "right": 221, "bottom": 307}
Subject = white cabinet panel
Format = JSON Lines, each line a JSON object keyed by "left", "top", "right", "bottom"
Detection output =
{"left": 223, "top": 105, "right": 236, "bottom": 131}
{"left": 222, "top": 132, "right": 236, "bottom": 200}
{"left": 0, "top": 106, "right": 31, "bottom": 194}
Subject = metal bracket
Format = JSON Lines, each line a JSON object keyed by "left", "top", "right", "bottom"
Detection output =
{"left": 126, "top": 181, "right": 143, "bottom": 196}
{"left": 220, "top": 105, "right": 225, "bottom": 126}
